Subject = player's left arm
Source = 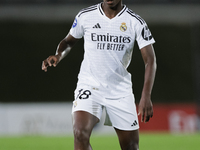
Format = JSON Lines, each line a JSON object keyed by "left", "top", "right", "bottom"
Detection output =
{"left": 138, "top": 44, "right": 157, "bottom": 123}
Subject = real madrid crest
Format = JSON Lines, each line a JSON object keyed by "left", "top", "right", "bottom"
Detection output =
{"left": 120, "top": 22, "right": 127, "bottom": 32}
{"left": 73, "top": 100, "right": 77, "bottom": 108}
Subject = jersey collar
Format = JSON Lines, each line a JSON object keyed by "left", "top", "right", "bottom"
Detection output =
{"left": 98, "top": 2, "right": 127, "bottom": 18}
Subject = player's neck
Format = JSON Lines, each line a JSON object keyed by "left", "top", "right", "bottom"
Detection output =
{"left": 101, "top": 2, "right": 123, "bottom": 19}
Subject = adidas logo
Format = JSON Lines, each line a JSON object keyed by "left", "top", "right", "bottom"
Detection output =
{"left": 131, "top": 120, "right": 138, "bottom": 126}
{"left": 93, "top": 23, "right": 101, "bottom": 28}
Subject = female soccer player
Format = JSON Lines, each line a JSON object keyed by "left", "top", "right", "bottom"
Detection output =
{"left": 42, "top": 0, "right": 157, "bottom": 149}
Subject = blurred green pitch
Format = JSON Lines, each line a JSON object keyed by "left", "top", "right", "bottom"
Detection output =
{"left": 0, "top": 133, "right": 199, "bottom": 150}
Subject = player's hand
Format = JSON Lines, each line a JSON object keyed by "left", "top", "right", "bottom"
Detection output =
{"left": 138, "top": 96, "right": 153, "bottom": 123}
{"left": 42, "top": 55, "right": 60, "bottom": 72}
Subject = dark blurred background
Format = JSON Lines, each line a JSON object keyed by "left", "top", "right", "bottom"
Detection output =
{"left": 0, "top": 0, "right": 200, "bottom": 5}
{"left": 0, "top": 0, "right": 200, "bottom": 105}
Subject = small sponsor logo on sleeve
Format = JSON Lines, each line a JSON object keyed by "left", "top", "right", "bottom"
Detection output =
{"left": 72, "top": 18, "right": 77, "bottom": 28}
{"left": 141, "top": 25, "right": 153, "bottom": 41}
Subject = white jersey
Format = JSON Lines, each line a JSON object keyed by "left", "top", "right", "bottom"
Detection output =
{"left": 69, "top": 3, "right": 155, "bottom": 98}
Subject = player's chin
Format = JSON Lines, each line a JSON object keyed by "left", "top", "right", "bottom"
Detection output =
{"left": 106, "top": 0, "right": 114, "bottom": 5}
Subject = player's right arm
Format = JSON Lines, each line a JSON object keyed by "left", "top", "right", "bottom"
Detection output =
{"left": 42, "top": 34, "right": 79, "bottom": 72}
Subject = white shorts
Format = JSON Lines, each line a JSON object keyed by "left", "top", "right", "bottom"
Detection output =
{"left": 72, "top": 84, "right": 139, "bottom": 131}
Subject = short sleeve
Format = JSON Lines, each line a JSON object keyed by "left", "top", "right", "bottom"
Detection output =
{"left": 135, "top": 21, "right": 155, "bottom": 49}
{"left": 69, "top": 15, "right": 84, "bottom": 39}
